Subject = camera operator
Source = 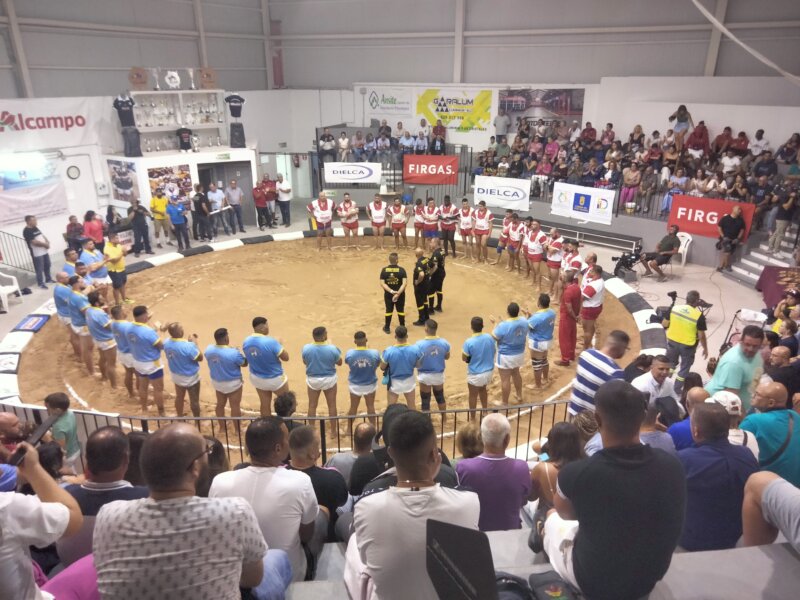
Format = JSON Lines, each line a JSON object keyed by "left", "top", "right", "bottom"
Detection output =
{"left": 716, "top": 205, "right": 745, "bottom": 272}
{"left": 640, "top": 224, "right": 681, "bottom": 282}
{"left": 662, "top": 290, "right": 709, "bottom": 394}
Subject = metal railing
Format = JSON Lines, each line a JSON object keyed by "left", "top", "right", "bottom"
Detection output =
{"left": 2, "top": 397, "right": 572, "bottom": 466}
{"left": 0, "top": 230, "right": 35, "bottom": 272}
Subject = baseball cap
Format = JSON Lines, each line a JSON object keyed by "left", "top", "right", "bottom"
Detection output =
{"left": 708, "top": 391, "right": 742, "bottom": 417}
{"left": 786, "top": 288, "right": 800, "bottom": 300}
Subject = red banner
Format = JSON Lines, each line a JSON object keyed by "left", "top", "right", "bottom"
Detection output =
{"left": 667, "top": 195, "right": 755, "bottom": 240}
{"left": 402, "top": 155, "right": 459, "bottom": 185}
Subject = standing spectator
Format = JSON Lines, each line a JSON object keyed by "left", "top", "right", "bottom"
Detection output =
{"left": 166, "top": 196, "right": 191, "bottom": 251}
{"left": 64, "top": 214, "right": 85, "bottom": 251}
{"left": 224, "top": 179, "right": 246, "bottom": 234}
{"left": 541, "top": 380, "right": 685, "bottom": 599}
{"left": 663, "top": 291, "right": 709, "bottom": 393}
{"left": 493, "top": 108, "right": 511, "bottom": 138}
{"left": 717, "top": 205, "right": 746, "bottom": 272}
{"left": 568, "top": 330, "right": 629, "bottom": 415}
{"left": 432, "top": 118, "right": 446, "bottom": 141}
{"left": 22, "top": 214, "right": 53, "bottom": 289}
{"left": 103, "top": 231, "right": 131, "bottom": 305}
{"left": 326, "top": 422, "right": 376, "bottom": 488}
{"left": 705, "top": 325, "right": 764, "bottom": 411}
{"left": 767, "top": 188, "right": 796, "bottom": 257}
{"left": 678, "top": 402, "right": 758, "bottom": 551}
{"left": 210, "top": 417, "right": 318, "bottom": 583}
{"left": 207, "top": 181, "right": 229, "bottom": 238}
{"left": 668, "top": 104, "right": 694, "bottom": 152}
{"left": 741, "top": 382, "right": 800, "bottom": 486}
{"left": 0, "top": 441, "right": 84, "bottom": 599}
{"left": 93, "top": 423, "right": 291, "bottom": 598}
{"left": 455, "top": 413, "right": 531, "bottom": 531}
{"left": 555, "top": 271, "right": 581, "bottom": 367}
{"left": 82, "top": 210, "right": 107, "bottom": 253}
{"left": 276, "top": 173, "right": 292, "bottom": 227}
{"left": 45, "top": 392, "right": 82, "bottom": 474}
{"left": 191, "top": 183, "right": 211, "bottom": 240}
{"left": 349, "top": 411, "right": 480, "bottom": 600}
{"left": 262, "top": 174, "right": 278, "bottom": 228}
{"left": 148, "top": 190, "right": 172, "bottom": 248}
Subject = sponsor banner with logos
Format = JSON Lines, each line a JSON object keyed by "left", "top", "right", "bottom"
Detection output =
{"left": 324, "top": 162, "right": 382, "bottom": 184}
{"left": 474, "top": 175, "right": 530, "bottom": 210}
{"left": 402, "top": 155, "right": 459, "bottom": 185}
{"left": 0, "top": 155, "right": 69, "bottom": 226}
{"left": 365, "top": 87, "right": 414, "bottom": 120}
{"left": 416, "top": 88, "right": 492, "bottom": 135}
{"left": 0, "top": 97, "right": 110, "bottom": 152}
{"left": 668, "top": 195, "right": 755, "bottom": 240}
{"left": 551, "top": 182, "right": 614, "bottom": 225}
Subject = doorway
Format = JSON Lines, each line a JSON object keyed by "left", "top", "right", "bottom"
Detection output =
{"left": 197, "top": 160, "right": 257, "bottom": 227}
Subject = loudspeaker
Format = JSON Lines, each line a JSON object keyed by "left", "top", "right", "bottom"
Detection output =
{"left": 229, "top": 123, "right": 246, "bottom": 148}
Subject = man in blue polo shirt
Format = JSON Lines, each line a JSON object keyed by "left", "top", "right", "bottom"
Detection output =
{"left": 166, "top": 196, "right": 191, "bottom": 251}
{"left": 80, "top": 238, "right": 110, "bottom": 302}
{"left": 491, "top": 302, "right": 528, "bottom": 406}
{"left": 415, "top": 319, "right": 451, "bottom": 414}
{"left": 524, "top": 293, "right": 556, "bottom": 389}
{"left": 243, "top": 316, "right": 289, "bottom": 416}
{"left": 68, "top": 274, "right": 94, "bottom": 376}
{"left": 127, "top": 304, "right": 165, "bottom": 416}
{"left": 54, "top": 271, "right": 81, "bottom": 359}
{"left": 86, "top": 290, "right": 118, "bottom": 389}
{"left": 110, "top": 305, "right": 137, "bottom": 400}
{"left": 205, "top": 328, "right": 247, "bottom": 419}
{"left": 62, "top": 248, "right": 78, "bottom": 276}
{"left": 462, "top": 316, "right": 497, "bottom": 414}
{"left": 164, "top": 322, "right": 204, "bottom": 417}
{"left": 302, "top": 326, "right": 342, "bottom": 433}
{"left": 345, "top": 331, "right": 381, "bottom": 419}
{"left": 381, "top": 326, "right": 423, "bottom": 409}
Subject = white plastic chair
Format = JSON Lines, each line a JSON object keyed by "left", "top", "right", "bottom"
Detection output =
{"left": 0, "top": 271, "right": 21, "bottom": 312}
{"left": 676, "top": 232, "right": 692, "bottom": 268}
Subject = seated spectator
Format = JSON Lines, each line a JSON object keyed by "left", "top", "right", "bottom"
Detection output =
{"left": 536, "top": 155, "right": 553, "bottom": 177}
{"left": 349, "top": 410, "right": 480, "bottom": 600}
{"left": 631, "top": 355, "right": 683, "bottom": 423}
{"left": 678, "top": 402, "right": 758, "bottom": 551}
{"left": 64, "top": 426, "right": 148, "bottom": 516}
{"left": 210, "top": 417, "right": 318, "bottom": 583}
{"left": 627, "top": 124, "right": 646, "bottom": 153}
{"left": 623, "top": 353, "right": 652, "bottom": 383}
{"left": 638, "top": 397, "right": 678, "bottom": 455}
{"left": 94, "top": 423, "right": 291, "bottom": 598}
{"left": 778, "top": 319, "right": 799, "bottom": 357}
{"left": 580, "top": 157, "right": 602, "bottom": 187}
{"left": 642, "top": 143, "right": 663, "bottom": 170}
{"left": 542, "top": 380, "right": 685, "bottom": 599}
{"left": 413, "top": 133, "right": 428, "bottom": 155}
{"left": 65, "top": 215, "right": 85, "bottom": 251}
{"left": 637, "top": 165, "right": 658, "bottom": 211}
{"left": 454, "top": 421, "right": 483, "bottom": 465}
{"left": 429, "top": 134, "right": 445, "bottom": 155}
{"left": 580, "top": 121, "right": 597, "bottom": 145}
{"left": 496, "top": 156, "right": 510, "bottom": 177}
{"left": 44, "top": 392, "right": 81, "bottom": 475}
{"left": 752, "top": 150, "right": 778, "bottom": 180}
{"left": 398, "top": 130, "right": 414, "bottom": 155}
{"left": 742, "top": 471, "right": 800, "bottom": 552}
{"left": 741, "top": 382, "right": 800, "bottom": 486}
{"left": 707, "top": 391, "right": 760, "bottom": 459}
{"left": 275, "top": 391, "right": 300, "bottom": 432}
{"left": 325, "top": 422, "right": 376, "bottom": 489}
{"left": 496, "top": 137, "right": 511, "bottom": 158}
{"left": 687, "top": 168, "right": 707, "bottom": 195}
{"left": 763, "top": 346, "right": 800, "bottom": 408}
{"left": 522, "top": 154, "right": 538, "bottom": 178}
{"left": 729, "top": 130, "right": 749, "bottom": 156}
{"left": 600, "top": 122, "right": 615, "bottom": 148}
{"left": 287, "top": 425, "right": 348, "bottom": 540}
{"left": 196, "top": 435, "right": 229, "bottom": 497}
{"left": 776, "top": 134, "right": 798, "bottom": 164}
{"left": 551, "top": 156, "right": 569, "bottom": 182}
{"left": 596, "top": 160, "right": 619, "bottom": 189}
{"left": 703, "top": 171, "right": 727, "bottom": 198}
{"left": 122, "top": 431, "right": 147, "bottom": 486}
{"left": 544, "top": 135, "right": 560, "bottom": 162}
{"left": 640, "top": 224, "right": 681, "bottom": 281}
{"left": 660, "top": 166, "right": 688, "bottom": 215}
{"left": 668, "top": 386, "right": 711, "bottom": 451}
{"left": 728, "top": 174, "right": 749, "bottom": 200}
{"left": 507, "top": 153, "right": 524, "bottom": 178}
{"left": 351, "top": 131, "right": 366, "bottom": 161}
{"left": 455, "top": 414, "right": 531, "bottom": 531}
{"left": 604, "top": 140, "right": 623, "bottom": 165}
{"left": 527, "top": 136, "right": 543, "bottom": 159}
{"left": 685, "top": 120, "right": 709, "bottom": 160}
{"left": 1, "top": 442, "right": 83, "bottom": 600}
{"left": 566, "top": 155, "right": 583, "bottom": 184}
{"left": 363, "top": 133, "right": 376, "bottom": 162}
{"left": 712, "top": 126, "right": 733, "bottom": 157}
{"left": 678, "top": 372, "right": 705, "bottom": 412}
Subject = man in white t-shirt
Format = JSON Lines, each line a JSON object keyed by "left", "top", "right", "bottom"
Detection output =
{"left": 347, "top": 410, "right": 480, "bottom": 600}
{"left": 276, "top": 173, "right": 292, "bottom": 227}
{"left": 0, "top": 441, "right": 83, "bottom": 600}
{"left": 632, "top": 355, "right": 684, "bottom": 420}
{"left": 207, "top": 182, "right": 229, "bottom": 238}
{"left": 94, "top": 423, "right": 292, "bottom": 599}
{"left": 210, "top": 417, "right": 318, "bottom": 582}
{"left": 493, "top": 109, "right": 511, "bottom": 137}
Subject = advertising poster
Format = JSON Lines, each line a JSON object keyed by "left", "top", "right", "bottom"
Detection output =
{"left": 147, "top": 164, "right": 192, "bottom": 201}
{"left": 498, "top": 88, "right": 585, "bottom": 131}
{"left": 365, "top": 87, "right": 414, "bottom": 121}
{"left": 107, "top": 159, "right": 140, "bottom": 205}
{"left": 551, "top": 182, "right": 614, "bottom": 225}
{"left": 416, "top": 88, "right": 492, "bottom": 134}
{"left": 324, "top": 162, "right": 383, "bottom": 184}
{"left": 473, "top": 175, "right": 530, "bottom": 211}
{"left": 668, "top": 195, "right": 755, "bottom": 240}
{"left": 0, "top": 155, "right": 68, "bottom": 226}
{"left": 402, "top": 155, "right": 459, "bottom": 185}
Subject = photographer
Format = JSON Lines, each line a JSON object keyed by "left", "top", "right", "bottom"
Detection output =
{"left": 640, "top": 224, "right": 681, "bottom": 282}
{"left": 716, "top": 205, "right": 746, "bottom": 272}
{"left": 663, "top": 290, "right": 709, "bottom": 394}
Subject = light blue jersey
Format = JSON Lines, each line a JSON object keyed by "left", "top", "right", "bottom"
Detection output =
{"left": 243, "top": 334, "right": 285, "bottom": 379}
{"left": 53, "top": 283, "right": 72, "bottom": 317}
{"left": 527, "top": 309, "right": 556, "bottom": 342}
{"left": 205, "top": 345, "right": 246, "bottom": 381}
{"left": 302, "top": 343, "right": 341, "bottom": 377}
{"left": 492, "top": 317, "right": 528, "bottom": 356}
{"left": 462, "top": 333, "right": 496, "bottom": 375}
{"left": 127, "top": 323, "right": 162, "bottom": 362}
{"left": 85, "top": 306, "right": 114, "bottom": 342}
{"left": 80, "top": 248, "right": 108, "bottom": 278}
{"left": 345, "top": 347, "right": 381, "bottom": 386}
{"left": 68, "top": 290, "right": 89, "bottom": 327}
{"left": 381, "top": 344, "right": 422, "bottom": 379}
{"left": 164, "top": 338, "right": 201, "bottom": 377}
{"left": 63, "top": 262, "right": 77, "bottom": 276}
{"left": 111, "top": 320, "right": 132, "bottom": 354}
{"left": 415, "top": 337, "right": 450, "bottom": 374}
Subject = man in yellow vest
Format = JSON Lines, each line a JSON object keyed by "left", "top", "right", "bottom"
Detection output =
{"left": 662, "top": 290, "right": 708, "bottom": 394}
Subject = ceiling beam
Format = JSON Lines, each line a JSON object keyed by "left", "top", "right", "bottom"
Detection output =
{"left": 192, "top": 0, "right": 208, "bottom": 68}
{"left": 2, "top": 0, "right": 34, "bottom": 97}
{"left": 261, "top": 0, "right": 274, "bottom": 89}
{"left": 452, "top": 0, "right": 465, "bottom": 83}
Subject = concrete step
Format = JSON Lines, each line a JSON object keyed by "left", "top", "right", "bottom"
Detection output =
{"left": 748, "top": 250, "right": 792, "bottom": 267}
{"left": 730, "top": 265, "right": 758, "bottom": 282}
{"left": 315, "top": 542, "right": 346, "bottom": 581}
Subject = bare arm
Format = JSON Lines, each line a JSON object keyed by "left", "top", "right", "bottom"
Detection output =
{"left": 553, "top": 488, "right": 577, "bottom": 521}
{"left": 239, "top": 560, "right": 264, "bottom": 589}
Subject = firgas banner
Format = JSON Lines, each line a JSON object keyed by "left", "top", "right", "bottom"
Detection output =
{"left": 551, "top": 182, "right": 614, "bottom": 225}
{"left": 416, "top": 88, "right": 492, "bottom": 134}
{"left": 667, "top": 195, "right": 755, "bottom": 240}
{"left": 402, "top": 155, "right": 459, "bottom": 185}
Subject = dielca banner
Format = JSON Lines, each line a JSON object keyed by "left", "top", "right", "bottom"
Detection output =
{"left": 668, "top": 195, "right": 755, "bottom": 240}
{"left": 473, "top": 175, "right": 530, "bottom": 210}
{"left": 323, "top": 162, "right": 383, "bottom": 184}
{"left": 402, "top": 155, "right": 458, "bottom": 185}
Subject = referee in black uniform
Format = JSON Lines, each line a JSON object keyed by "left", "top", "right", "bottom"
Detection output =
{"left": 413, "top": 247, "right": 431, "bottom": 326}
{"left": 379, "top": 253, "right": 408, "bottom": 334}
{"left": 428, "top": 237, "right": 446, "bottom": 313}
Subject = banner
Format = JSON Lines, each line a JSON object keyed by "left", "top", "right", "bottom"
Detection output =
{"left": 402, "top": 155, "right": 459, "bottom": 185}
{"left": 0, "top": 155, "right": 69, "bottom": 226}
{"left": 668, "top": 195, "right": 755, "bottom": 240}
{"left": 498, "top": 88, "right": 584, "bottom": 129}
{"left": 474, "top": 175, "right": 530, "bottom": 210}
{"left": 416, "top": 88, "right": 492, "bottom": 134}
{"left": 324, "top": 162, "right": 382, "bottom": 184}
{"left": 365, "top": 87, "right": 413, "bottom": 120}
{"left": 551, "top": 182, "right": 614, "bottom": 225}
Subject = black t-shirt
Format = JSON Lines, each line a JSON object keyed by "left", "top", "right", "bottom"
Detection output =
{"left": 378, "top": 125, "right": 392, "bottom": 138}
{"left": 779, "top": 336, "right": 799, "bottom": 358}
{"left": 776, "top": 198, "right": 796, "bottom": 221}
{"left": 192, "top": 192, "right": 211, "bottom": 215}
{"left": 753, "top": 160, "right": 777, "bottom": 178}
{"left": 508, "top": 159, "right": 524, "bottom": 177}
{"left": 360, "top": 464, "right": 459, "bottom": 496}
{"left": 558, "top": 444, "right": 685, "bottom": 600}
{"left": 288, "top": 464, "right": 348, "bottom": 538}
{"left": 767, "top": 364, "right": 800, "bottom": 406}
{"left": 113, "top": 97, "right": 136, "bottom": 127}
{"left": 414, "top": 257, "right": 430, "bottom": 287}
{"left": 719, "top": 214, "right": 745, "bottom": 240}
{"left": 380, "top": 265, "right": 407, "bottom": 293}
{"left": 430, "top": 248, "right": 445, "bottom": 277}
{"left": 430, "top": 138, "right": 446, "bottom": 155}
{"left": 623, "top": 362, "right": 648, "bottom": 383}
{"left": 225, "top": 94, "right": 245, "bottom": 118}
{"left": 749, "top": 183, "right": 773, "bottom": 204}
{"left": 131, "top": 205, "right": 149, "bottom": 225}
{"left": 349, "top": 448, "right": 454, "bottom": 495}
{"left": 176, "top": 128, "right": 193, "bottom": 150}
{"left": 22, "top": 226, "right": 42, "bottom": 252}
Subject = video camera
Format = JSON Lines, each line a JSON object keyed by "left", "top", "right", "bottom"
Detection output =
{"left": 611, "top": 244, "right": 643, "bottom": 279}
{"left": 649, "top": 291, "right": 713, "bottom": 324}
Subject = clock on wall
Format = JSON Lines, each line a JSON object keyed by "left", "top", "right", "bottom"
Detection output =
{"left": 66, "top": 165, "right": 81, "bottom": 180}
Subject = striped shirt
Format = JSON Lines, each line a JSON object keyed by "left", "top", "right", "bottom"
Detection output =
{"left": 569, "top": 348, "right": 624, "bottom": 415}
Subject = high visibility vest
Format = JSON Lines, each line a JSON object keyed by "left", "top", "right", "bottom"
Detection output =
{"left": 667, "top": 304, "right": 701, "bottom": 346}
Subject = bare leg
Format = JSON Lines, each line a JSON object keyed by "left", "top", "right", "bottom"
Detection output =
{"left": 152, "top": 377, "right": 165, "bottom": 416}
{"left": 68, "top": 328, "right": 81, "bottom": 358}
{"left": 499, "top": 369, "right": 511, "bottom": 405}
{"left": 326, "top": 230, "right": 333, "bottom": 250}
{"left": 187, "top": 382, "right": 201, "bottom": 417}
{"left": 175, "top": 384, "right": 187, "bottom": 417}
{"left": 403, "top": 389, "right": 417, "bottom": 410}
{"left": 307, "top": 386, "right": 322, "bottom": 416}
{"left": 347, "top": 393, "right": 361, "bottom": 416}
{"left": 364, "top": 392, "right": 377, "bottom": 427}
{"left": 742, "top": 472, "right": 782, "bottom": 547}
{"left": 401, "top": 229, "right": 408, "bottom": 249}
{"left": 105, "top": 346, "right": 118, "bottom": 388}
{"left": 511, "top": 368, "right": 522, "bottom": 403}
{"left": 478, "top": 386, "right": 488, "bottom": 409}
{"left": 81, "top": 336, "right": 94, "bottom": 375}
{"left": 215, "top": 391, "right": 228, "bottom": 417}
{"left": 387, "top": 390, "right": 399, "bottom": 404}
{"left": 323, "top": 384, "right": 338, "bottom": 437}
{"left": 138, "top": 377, "right": 149, "bottom": 413}
{"left": 124, "top": 367, "right": 135, "bottom": 398}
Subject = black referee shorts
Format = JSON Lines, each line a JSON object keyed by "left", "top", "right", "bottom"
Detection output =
{"left": 384, "top": 291, "right": 405, "bottom": 315}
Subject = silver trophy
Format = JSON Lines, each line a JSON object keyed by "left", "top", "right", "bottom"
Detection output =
{"left": 186, "top": 68, "right": 197, "bottom": 91}
{"left": 216, "top": 135, "right": 222, "bottom": 146}
{"left": 145, "top": 138, "right": 152, "bottom": 153}
{"left": 151, "top": 68, "right": 161, "bottom": 91}
{"left": 191, "top": 134, "right": 200, "bottom": 152}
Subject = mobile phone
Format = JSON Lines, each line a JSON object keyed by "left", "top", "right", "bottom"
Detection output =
{"left": 7, "top": 413, "right": 62, "bottom": 467}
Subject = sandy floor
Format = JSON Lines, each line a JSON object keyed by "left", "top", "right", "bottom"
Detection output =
{"left": 19, "top": 238, "right": 639, "bottom": 420}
